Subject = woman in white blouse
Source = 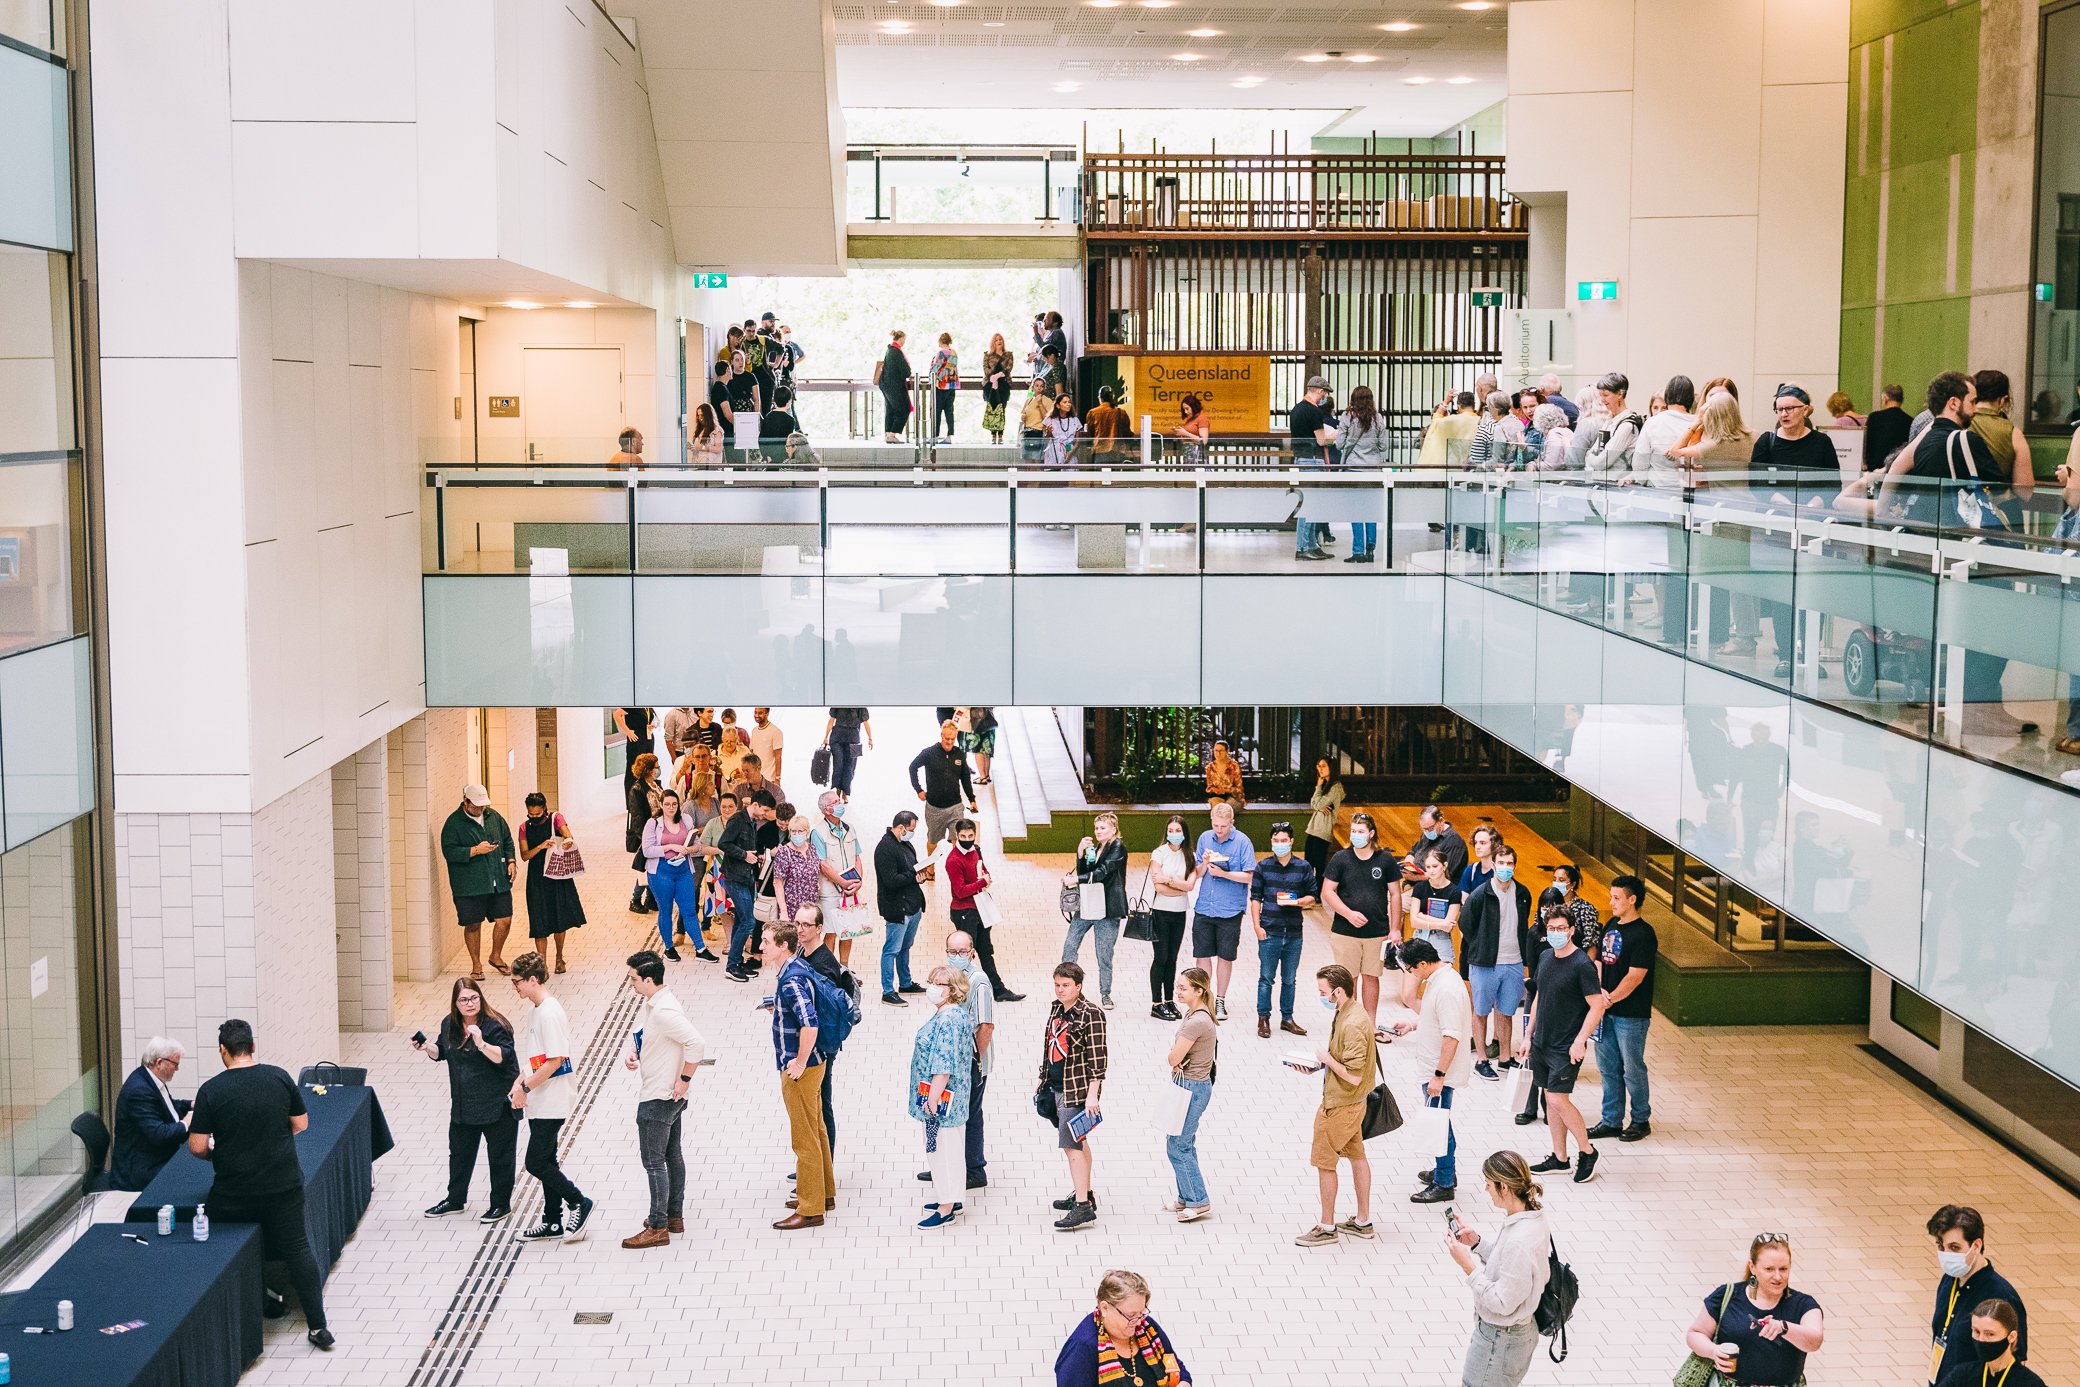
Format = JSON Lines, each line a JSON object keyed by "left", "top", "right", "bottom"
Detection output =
{"left": 1445, "top": 1149, "right": 1554, "bottom": 1387}
{"left": 1146, "top": 814, "right": 1195, "bottom": 1020}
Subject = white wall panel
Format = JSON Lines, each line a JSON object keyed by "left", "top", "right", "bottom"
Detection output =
{"left": 1506, "top": 0, "right": 1635, "bottom": 96}
{"left": 232, "top": 123, "right": 419, "bottom": 258}
{"left": 1754, "top": 82, "right": 1849, "bottom": 381}
{"left": 1628, "top": 217, "right": 1758, "bottom": 401}
{"left": 228, "top": 0, "right": 416, "bottom": 122}
{"left": 1631, "top": 0, "right": 1763, "bottom": 220}
{"left": 1762, "top": 0, "right": 1851, "bottom": 87}
{"left": 1013, "top": 577, "right": 1198, "bottom": 705}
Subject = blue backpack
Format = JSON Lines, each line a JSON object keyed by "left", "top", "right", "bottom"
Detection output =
{"left": 806, "top": 966, "right": 860, "bottom": 1054}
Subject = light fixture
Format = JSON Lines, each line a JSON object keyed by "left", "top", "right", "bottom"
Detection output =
{"left": 1403, "top": 75, "right": 1432, "bottom": 84}
{"left": 1185, "top": 27, "right": 1221, "bottom": 37}
{"left": 984, "top": 18, "right": 1004, "bottom": 25}
{"left": 1053, "top": 79, "right": 1082, "bottom": 91}
{"left": 502, "top": 300, "right": 541, "bottom": 310}
{"left": 928, "top": 0, "right": 962, "bottom": 6}
{"left": 1085, "top": 0, "right": 1123, "bottom": 6}
{"left": 1171, "top": 51, "right": 1201, "bottom": 61}
{"left": 1379, "top": 20, "right": 1418, "bottom": 32}
{"left": 1446, "top": 74, "right": 1475, "bottom": 83}
{"left": 1457, "top": 1, "right": 1494, "bottom": 9}
{"left": 1299, "top": 52, "right": 1330, "bottom": 62}
{"left": 563, "top": 300, "right": 598, "bottom": 309}
{"left": 881, "top": 18, "right": 911, "bottom": 28}
{"left": 1347, "top": 53, "right": 1377, "bottom": 62}
{"left": 1138, "top": 0, "right": 1175, "bottom": 8}
{"left": 1232, "top": 75, "right": 1263, "bottom": 87}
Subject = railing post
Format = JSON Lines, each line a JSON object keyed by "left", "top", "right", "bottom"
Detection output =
{"left": 1038, "top": 150, "right": 1053, "bottom": 222}
{"left": 869, "top": 150, "right": 887, "bottom": 222}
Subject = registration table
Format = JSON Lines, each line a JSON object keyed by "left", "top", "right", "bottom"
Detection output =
{"left": 0, "top": 1223, "right": 264, "bottom": 1386}
{"left": 126, "top": 1083, "right": 395, "bottom": 1272}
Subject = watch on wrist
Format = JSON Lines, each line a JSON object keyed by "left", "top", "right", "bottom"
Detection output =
{"left": 1433, "top": 1069, "right": 1446, "bottom": 1078}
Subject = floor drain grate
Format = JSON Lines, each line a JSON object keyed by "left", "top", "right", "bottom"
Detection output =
{"left": 573, "top": 1312, "right": 614, "bottom": 1325}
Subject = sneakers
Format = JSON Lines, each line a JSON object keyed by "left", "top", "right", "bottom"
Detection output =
{"left": 967, "top": 1173, "right": 988, "bottom": 1189}
{"left": 1052, "top": 1191, "right": 1099, "bottom": 1212}
{"left": 1498, "top": 1058, "right": 1520, "bottom": 1071}
{"left": 662, "top": 947, "right": 681, "bottom": 963}
{"left": 693, "top": 949, "right": 719, "bottom": 962}
{"left": 1054, "top": 1198, "right": 1097, "bottom": 1231}
{"left": 1529, "top": 1153, "right": 1571, "bottom": 1175}
{"left": 1151, "top": 1003, "right": 1178, "bottom": 1020}
{"left": 882, "top": 990, "right": 907, "bottom": 1006}
{"left": 308, "top": 1328, "right": 336, "bottom": 1350}
{"left": 1342, "top": 550, "right": 1375, "bottom": 563}
{"left": 726, "top": 968, "right": 751, "bottom": 983}
{"left": 918, "top": 1207, "right": 959, "bottom": 1229}
{"left": 1573, "top": 1149, "right": 1600, "bottom": 1183}
{"left": 423, "top": 1198, "right": 466, "bottom": 1218}
{"left": 1295, "top": 549, "right": 1333, "bottom": 562}
{"left": 1101, "top": 994, "right": 1115, "bottom": 1010}
{"left": 518, "top": 1220, "right": 564, "bottom": 1241}
{"left": 899, "top": 982, "right": 927, "bottom": 995}
{"left": 1474, "top": 1060, "right": 1499, "bottom": 1082}
{"left": 1585, "top": 1123, "right": 1623, "bottom": 1141}
{"left": 563, "top": 1196, "right": 594, "bottom": 1242}
{"left": 479, "top": 1205, "right": 510, "bottom": 1223}
{"left": 1294, "top": 1224, "right": 1340, "bottom": 1247}
{"left": 1486, "top": 1040, "right": 1501, "bottom": 1060}
{"left": 621, "top": 1226, "right": 670, "bottom": 1249}
{"left": 1214, "top": 998, "right": 1228, "bottom": 1021}
{"left": 1619, "top": 1121, "right": 1651, "bottom": 1142}
{"left": 1335, "top": 1218, "right": 1376, "bottom": 1239}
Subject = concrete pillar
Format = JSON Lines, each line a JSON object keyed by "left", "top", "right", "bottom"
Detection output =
{"left": 333, "top": 739, "right": 393, "bottom": 1032}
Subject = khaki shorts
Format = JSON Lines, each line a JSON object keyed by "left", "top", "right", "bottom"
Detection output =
{"left": 1310, "top": 1100, "right": 1367, "bottom": 1169}
{"left": 1330, "top": 932, "right": 1385, "bottom": 979}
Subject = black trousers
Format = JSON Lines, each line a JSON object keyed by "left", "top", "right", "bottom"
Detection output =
{"left": 448, "top": 1112, "right": 518, "bottom": 1208}
{"left": 821, "top": 1053, "right": 837, "bottom": 1155}
{"left": 964, "top": 1065, "right": 988, "bottom": 1178}
{"left": 525, "top": 1117, "right": 585, "bottom": 1225}
{"left": 1149, "top": 909, "right": 1186, "bottom": 1003}
{"left": 209, "top": 1187, "right": 327, "bottom": 1332}
{"left": 830, "top": 739, "right": 860, "bottom": 796}
{"left": 954, "top": 906, "right": 1009, "bottom": 996}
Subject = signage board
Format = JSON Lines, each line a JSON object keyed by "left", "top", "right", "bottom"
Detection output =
{"left": 1471, "top": 287, "right": 1505, "bottom": 308}
{"left": 1126, "top": 355, "right": 1272, "bottom": 434}
{"left": 1500, "top": 309, "right": 1576, "bottom": 381}
{"left": 488, "top": 396, "right": 520, "bottom": 418}
{"left": 1577, "top": 280, "right": 1619, "bottom": 302}
{"left": 692, "top": 271, "right": 729, "bottom": 289}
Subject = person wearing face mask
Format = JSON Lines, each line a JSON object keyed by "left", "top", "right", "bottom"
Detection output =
{"left": 1443, "top": 1151, "right": 1552, "bottom": 1387}
{"left": 1925, "top": 1206, "right": 2028, "bottom": 1387}
{"left": 771, "top": 814, "right": 825, "bottom": 924}
{"left": 910, "top": 964, "right": 976, "bottom": 1228}
{"left": 1322, "top": 811, "right": 1398, "bottom": 1036}
{"left": 1404, "top": 804, "right": 1469, "bottom": 883}
{"left": 1249, "top": 822, "right": 1319, "bottom": 1040}
{"left": 1063, "top": 812, "right": 1128, "bottom": 1010}
{"left": 946, "top": 816, "right": 1022, "bottom": 1002}
{"left": 811, "top": 790, "right": 868, "bottom": 968}
{"left": 1936, "top": 1300, "right": 2038, "bottom": 1387}
{"left": 1516, "top": 912, "right": 1606, "bottom": 1184}
{"left": 923, "top": 930, "right": 997, "bottom": 1191}
{"left": 875, "top": 810, "right": 932, "bottom": 1006}
{"left": 1683, "top": 1233, "right": 1826, "bottom": 1387}
{"left": 1461, "top": 845, "right": 1532, "bottom": 1082}
{"left": 1146, "top": 816, "right": 1195, "bottom": 1020}
{"left": 1383, "top": 938, "right": 1472, "bottom": 1205}
{"left": 1403, "top": 848, "right": 1464, "bottom": 969}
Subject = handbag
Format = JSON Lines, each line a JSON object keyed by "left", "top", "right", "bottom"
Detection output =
{"left": 542, "top": 814, "right": 585, "bottom": 881}
{"left": 752, "top": 857, "right": 781, "bottom": 924}
{"left": 1123, "top": 863, "right": 1157, "bottom": 942}
{"left": 1360, "top": 1046, "right": 1403, "bottom": 1140}
{"left": 1060, "top": 880, "right": 1082, "bottom": 922}
{"left": 1162, "top": 1079, "right": 1195, "bottom": 1137}
{"left": 1079, "top": 881, "right": 1107, "bottom": 920}
{"left": 1673, "top": 1283, "right": 1738, "bottom": 1387}
{"left": 1942, "top": 427, "right": 2011, "bottom": 532}
{"left": 810, "top": 745, "right": 831, "bottom": 786}
{"left": 1034, "top": 1086, "right": 1058, "bottom": 1125}
{"left": 831, "top": 892, "right": 876, "bottom": 940}
{"left": 973, "top": 889, "right": 1002, "bottom": 929}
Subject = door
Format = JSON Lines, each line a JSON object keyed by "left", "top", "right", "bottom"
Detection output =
{"left": 521, "top": 346, "right": 625, "bottom": 462}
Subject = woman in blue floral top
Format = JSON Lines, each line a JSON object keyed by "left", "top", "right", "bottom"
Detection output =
{"left": 930, "top": 332, "right": 960, "bottom": 442}
{"left": 910, "top": 964, "right": 976, "bottom": 1228}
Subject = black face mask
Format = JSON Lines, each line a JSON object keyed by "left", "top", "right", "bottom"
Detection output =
{"left": 1972, "top": 1338, "right": 2010, "bottom": 1364}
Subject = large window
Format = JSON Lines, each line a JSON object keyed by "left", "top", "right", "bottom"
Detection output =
{"left": 2031, "top": 2, "right": 2080, "bottom": 430}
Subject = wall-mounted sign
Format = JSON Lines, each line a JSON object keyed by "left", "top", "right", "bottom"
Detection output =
{"left": 488, "top": 396, "right": 520, "bottom": 418}
{"left": 1127, "top": 354, "right": 1272, "bottom": 434}
{"left": 1577, "top": 280, "right": 1619, "bottom": 303}
{"left": 1471, "top": 287, "right": 1505, "bottom": 309}
{"left": 1501, "top": 309, "right": 1576, "bottom": 380}
{"left": 692, "top": 272, "right": 729, "bottom": 289}
{"left": 2035, "top": 282, "right": 2054, "bottom": 303}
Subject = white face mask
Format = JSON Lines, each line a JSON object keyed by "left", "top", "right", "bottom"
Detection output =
{"left": 927, "top": 983, "right": 951, "bottom": 1006}
{"left": 1350, "top": 830, "right": 1370, "bottom": 848}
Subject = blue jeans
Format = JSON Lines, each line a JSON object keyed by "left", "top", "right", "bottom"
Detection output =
{"left": 1256, "top": 929, "right": 1304, "bottom": 1020}
{"left": 1295, "top": 455, "right": 1325, "bottom": 552}
{"left": 635, "top": 1097, "right": 686, "bottom": 1228}
{"left": 724, "top": 879, "right": 759, "bottom": 969}
{"left": 1349, "top": 521, "right": 1377, "bottom": 555}
{"left": 1165, "top": 1077, "right": 1214, "bottom": 1206}
{"left": 1427, "top": 1086, "right": 1458, "bottom": 1189}
{"left": 829, "top": 739, "right": 860, "bottom": 795}
{"left": 1596, "top": 1014, "right": 1651, "bottom": 1127}
{"left": 880, "top": 909, "right": 922, "bottom": 992}
{"left": 647, "top": 857, "right": 701, "bottom": 950}
{"left": 1062, "top": 915, "right": 1118, "bottom": 997}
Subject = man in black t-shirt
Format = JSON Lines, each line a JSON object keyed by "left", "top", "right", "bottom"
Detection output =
{"left": 1590, "top": 874, "right": 1658, "bottom": 1144}
{"left": 1520, "top": 915, "right": 1606, "bottom": 1184}
{"left": 708, "top": 360, "right": 736, "bottom": 455}
{"left": 188, "top": 1019, "right": 332, "bottom": 1349}
{"left": 760, "top": 386, "right": 801, "bottom": 465}
{"left": 1321, "top": 811, "right": 1398, "bottom": 1028}
{"left": 1289, "top": 375, "right": 1335, "bottom": 560}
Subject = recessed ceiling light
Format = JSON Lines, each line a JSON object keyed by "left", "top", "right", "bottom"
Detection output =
{"left": 1347, "top": 53, "right": 1377, "bottom": 62}
{"left": 1403, "top": 75, "right": 1432, "bottom": 84}
{"left": 1380, "top": 21, "right": 1418, "bottom": 32}
{"left": 563, "top": 301, "right": 597, "bottom": 309}
{"left": 502, "top": 300, "right": 540, "bottom": 310}
{"left": 1299, "top": 52, "right": 1330, "bottom": 62}
{"left": 1457, "top": 1, "right": 1494, "bottom": 9}
{"left": 1185, "top": 27, "right": 1221, "bottom": 37}
{"left": 1138, "top": 0, "right": 1176, "bottom": 8}
{"left": 1171, "top": 51, "right": 1201, "bottom": 61}
{"left": 983, "top": 18, "right": 1004, "bottom": 24}
{"left": 1086, "top": 1, "right": 1123, "bottom": 7}
{"left": 1446, "top": 74, "right": 1475, "bottom": 83}
{"left": 1232, "top": 76, "right": 1263, "bottom": 87}
{"left": 880, "top": 18, "right": 911, "bottom": 28}
{"left": 1053, "top": 80, "right": 1082, "bottom": 91}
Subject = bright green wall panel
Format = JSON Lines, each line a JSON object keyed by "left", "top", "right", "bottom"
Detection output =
{"left": 1842, "top": 173, "right": 1881, "bottom": 308}
{"left": 1850, "top": 0, "right": 1956, "bottom": 46}
{"left": 1887, "top": 6, "right": 1980, "bottom": 166}
{"left": 1881, "top": 296, "right": 1971, "bottom": 394}
{"left": 1839, "top": 307, "right": 1877, "bottom": 400}
{"left": 1882, "top": 157, "right": 1957, "bottom": 302}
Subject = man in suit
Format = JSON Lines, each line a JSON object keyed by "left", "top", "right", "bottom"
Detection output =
{"left": 111, "top": 1036, "right": 192, "bottom": 1190}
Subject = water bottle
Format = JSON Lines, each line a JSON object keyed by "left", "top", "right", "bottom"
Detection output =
{"left": 2, "top": 1347, "right": 13, "bottom": 1383}
{"left": 193, "top": 1203, "right": 209, "bottom": 1242}
{"left": 157, "top": 1203, "right": 174, "bottom": 1236}
{"left": 56, "top": 1300, "right": 73, "bottom": 1331}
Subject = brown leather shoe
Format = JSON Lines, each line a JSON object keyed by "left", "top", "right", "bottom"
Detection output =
{"left": 1280, "top": 1019, "right": 1309, "bottom": 1037}
{"left": 666, "top": 1218, "right": 685, "bottom": 1234}
{"left": 620, "top": 1226, "right": 669, "bottom": 1249}
{"left": 784, "top": 1196, "right": 836, "bottom": 1212}
{"left": 1256, "top": 1016, "right": 1271, "bottom": 1039}
{"left": 771, "top": 1213, "right": 824, "bottom": 1230}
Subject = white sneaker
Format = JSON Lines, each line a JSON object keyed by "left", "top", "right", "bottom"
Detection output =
{"left": 1101, "top": 994, "right": 1115, "bottom": 1010}
{"left": 1214, "top": 998, "right": 1228, "bottom": 1021}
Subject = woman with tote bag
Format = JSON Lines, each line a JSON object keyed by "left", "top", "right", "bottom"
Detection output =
{"left": 1061, "top": 812, "right": 1128, "bottom": 1010}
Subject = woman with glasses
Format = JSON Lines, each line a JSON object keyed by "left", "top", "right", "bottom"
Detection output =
{"left": 1682, "top": 1232, "right": 1826, "bottom": 1387}
{"left": 1054, "top": 1269, "right": 1193, "bottom": 1387}
{"left": 1750, "top": 383, "right": 1838, "bottom": 679}
{"left": 413, "top": 976, "right": 521, "bottom": 1223}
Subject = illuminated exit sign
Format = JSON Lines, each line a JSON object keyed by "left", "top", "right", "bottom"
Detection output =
{"left": 2036, "top": 282, "right": 2054, "bottom": 302}
{"left": 1471, "top": 287, "right": 1505, "bottom": 308}
{"left": 693, "top": 272, "right": 729, "bottom": 289}
{"left": 1577, "top": 280, "right": 1619, "bottom": 302}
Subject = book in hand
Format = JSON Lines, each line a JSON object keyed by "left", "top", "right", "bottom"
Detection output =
{"left": 1066, "top": 1106, "right": 1103, "bottom": 1142}
{"left": 917, "top": 1079, "right": 951, "bottom": 1116}
{"left": 1282, "top": 1050, "right": 1325, "bottom": 1073}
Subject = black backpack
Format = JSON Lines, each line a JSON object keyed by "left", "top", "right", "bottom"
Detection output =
{"left": 1534, "top": 1237, "right": 1579, "bottom": 1362}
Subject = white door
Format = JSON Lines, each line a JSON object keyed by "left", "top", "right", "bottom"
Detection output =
{"left": 522, "top": 346, "right": 625, "bottom": 462}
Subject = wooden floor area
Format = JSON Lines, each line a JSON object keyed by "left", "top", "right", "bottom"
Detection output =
{"left": 1338, "top": 801, "right": 1611, "bottom": 902}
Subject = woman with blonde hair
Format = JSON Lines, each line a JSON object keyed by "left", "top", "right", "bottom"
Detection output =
{"left": 770, "top": 813, "right": 825, "bottom": 923}
{"left": 981, "top": 332, "right": 1015, "bottom": 443}
{"left": 1055, "top": 1270, "right": 1193, "bottom": 1386}
{"left": 1444, "top": 1150, "right": 1553, "bottom": 1387}
{"left": 1063, "top": 811, "right": 1127, "bottom": 1009}
{"left": 1160, "top": 967, "right": 1217, "bottom": 1222}
{"left": 1682, "top": 1232, "right": 1826, "bottom": 1386}
{"left": 910, "top": 963, "right": 975, "bottom": 1227}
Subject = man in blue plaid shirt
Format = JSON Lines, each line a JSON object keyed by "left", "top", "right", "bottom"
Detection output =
{"left": 767, "top": 921, "right": 833, "bottom": 1230}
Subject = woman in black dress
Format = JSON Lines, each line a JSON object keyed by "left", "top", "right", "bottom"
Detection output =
{"left": 519, "top": 791, "right": 585, "bottom": 973}
{"left": 876, "top": 330, "right": 913, "bottom": 441}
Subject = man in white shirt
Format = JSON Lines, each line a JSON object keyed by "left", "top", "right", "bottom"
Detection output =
{"left": 619, "top": 949, "right": 707, "bottom": 1249}
{"left": 508, "top": 952, "right": 592, "bottom": 1243}
{"left": 1388, "top": 936, "right": 1473, "bottom": 1204}
{"left": 661, "top": 707, "right": 700, "bottom": 761}
{"left": 749, "top": 707, "right": 785, "bottom": 788}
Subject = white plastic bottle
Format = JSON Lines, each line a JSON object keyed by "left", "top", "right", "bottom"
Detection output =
{"left": 193, "top": 1203, "right": 210, "bottom": 1242}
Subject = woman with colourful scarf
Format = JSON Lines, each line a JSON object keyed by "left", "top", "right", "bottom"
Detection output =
{"left": 1055, "top": 1270, "right": 1192, "bottom": 1387}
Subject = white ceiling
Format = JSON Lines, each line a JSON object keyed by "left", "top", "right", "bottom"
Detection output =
{"left": 832, "top": 0, "right": 1508, "bottom": 135}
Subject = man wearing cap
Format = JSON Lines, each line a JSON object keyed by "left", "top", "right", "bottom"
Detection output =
{"left": 1290, "top": 376, "right": 1336, "bottom": 561}
{"left": 441, "top": 783, "right": 518, "bottom": 979}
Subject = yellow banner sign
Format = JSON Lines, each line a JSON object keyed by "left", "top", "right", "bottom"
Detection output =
{"left": 1126, "top": 355, "right": 1271, "bottom": 435}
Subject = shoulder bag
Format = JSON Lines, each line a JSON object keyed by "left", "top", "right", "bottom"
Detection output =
{"left": 1673, "top": 1282, "right": 1737, "bottom": 1387}
{"left": 752, "top": 855, "right": 782, "bottom": 924}
{"left": 1123, "top": 862, "right": 1157, "bottom": 941}
{"left": 1359, "top": 1044, "right": 1403, "bottom": 1140}
{"left": 1943, "top": 427, "right": 2012, "bottom": 532}
{"left": 543, "top": 813, "right": 586, "bottom": 881}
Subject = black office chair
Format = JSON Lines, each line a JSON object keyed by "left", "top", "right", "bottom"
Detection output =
{"left": 70, "top": 1112, "right": 111, "bottom": 1193}
{"left": 297, "top": 1061, "right": 368, "bottom": 1086}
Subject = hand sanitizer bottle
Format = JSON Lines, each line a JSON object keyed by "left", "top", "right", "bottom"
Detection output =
{"left": 193, "top": 1203, "right": 210, "bottom": 1242}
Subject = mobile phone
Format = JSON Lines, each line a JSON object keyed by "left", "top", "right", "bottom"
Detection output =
{"left": 1445, "top": 1206, "right": 1462, "bottom": 1237}
{"left": 411, "top": 1030, "right": 427, "bottom": 1046}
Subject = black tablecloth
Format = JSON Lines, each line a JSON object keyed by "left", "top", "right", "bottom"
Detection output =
{"left": 126, "top": 1083, "right": 394, "bottom": 1271}
{"left": 0, "top": 1223, "right": 263, "bottom": 1387}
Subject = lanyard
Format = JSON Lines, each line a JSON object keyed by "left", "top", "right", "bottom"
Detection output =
{"left": 1938, "top": 1281, "right": 1963, "bottom": 1338}
{"left": 1983, "top": 1364, "right": 2012, "bottom": 1387}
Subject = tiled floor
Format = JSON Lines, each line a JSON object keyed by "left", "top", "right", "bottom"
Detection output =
{"left": 242, "top": 708, "right": 2080, "bottom": 1386}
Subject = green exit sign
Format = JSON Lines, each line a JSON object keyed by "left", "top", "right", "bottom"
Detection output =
{"left": 1577, "top": 280, "right": 1619, "bottom": 302}
{"left": 1471, "top": 287, "right": 1504, "bottom": 308}
{"left": 2036, "top": 282, "right": 2055, "bottom": 302}
{"left": 693, "top": 271, "right": 729, "bottom": 289}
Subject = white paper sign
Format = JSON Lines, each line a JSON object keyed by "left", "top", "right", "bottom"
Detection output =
{"left": 30, "top": 956, "right": 49, "bottom": 998}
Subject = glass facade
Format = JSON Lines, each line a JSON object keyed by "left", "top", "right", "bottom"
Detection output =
{"left": 2031, "top": 1, "right": 2080, "bottom": 430}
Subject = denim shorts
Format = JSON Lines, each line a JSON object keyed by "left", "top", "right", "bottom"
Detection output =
{"left": 1469, "top": 963, "right": 1525, "bottom": 1017}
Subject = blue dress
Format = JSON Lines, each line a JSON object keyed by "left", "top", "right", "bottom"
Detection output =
{"left": 908, "top": 1007, "right": 975, "bottom": 1126}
